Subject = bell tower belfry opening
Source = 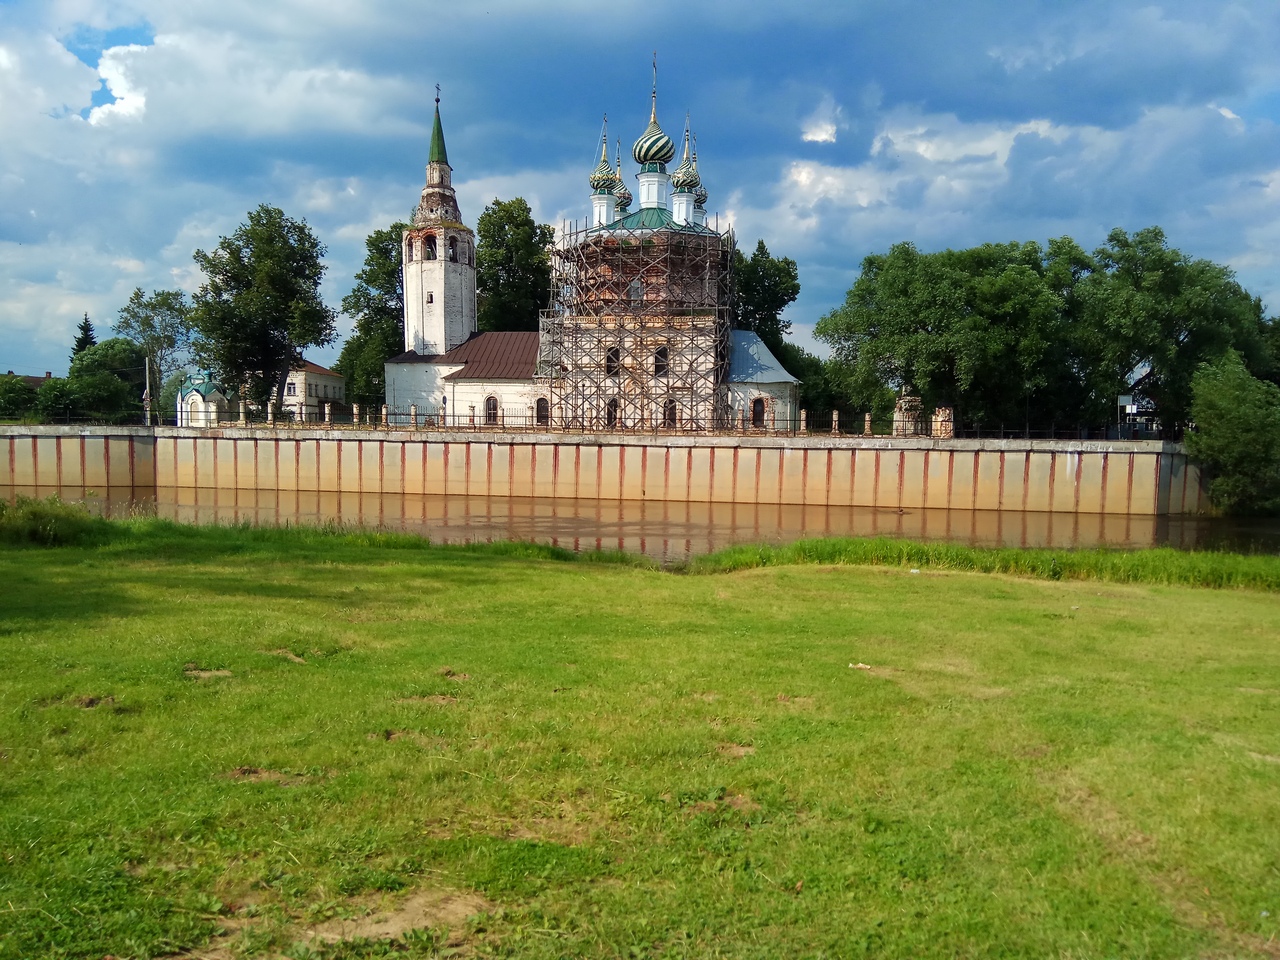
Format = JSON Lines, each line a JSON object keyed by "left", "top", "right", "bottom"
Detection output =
{"left": 403, "top": 89, "right": 477, "bottom": 356}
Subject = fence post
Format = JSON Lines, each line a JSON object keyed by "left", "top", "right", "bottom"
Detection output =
{"left": 324, "top": 403, "right": 332, "bottom": 426}
{"left": 832, "top": 410, "right": 839, "bottom": 434}
{"left": 864, "top": 412, "right": 872, "bottom": 436}
{"left": 266, "top": 404, "right": 274, "bottom": 427}
{"left": 352, "top": 403, "right": 360, "bottom": 426}
{"left": 410, "top": 404, "right": 418, "bottom": 429}
{"left": 239, "top": 401, "right": 247, "bottom": 426}
{"left": 799, "top": 409, "right": 807, "bottom": 434}
{"left": 381, "top": 404, "right": 388, "bottom": 429}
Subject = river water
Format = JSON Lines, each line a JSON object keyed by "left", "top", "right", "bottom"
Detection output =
{"left": 6, "top": 484, "right": 1279, "bottom": 562}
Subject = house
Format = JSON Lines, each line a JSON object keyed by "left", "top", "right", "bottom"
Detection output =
{"left": 282, "top": 360, "right": 346, "bottom": 421}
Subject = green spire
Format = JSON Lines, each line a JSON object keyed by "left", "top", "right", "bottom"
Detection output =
{"left": 429, "top": 87, "right": 449, "bottom": 166}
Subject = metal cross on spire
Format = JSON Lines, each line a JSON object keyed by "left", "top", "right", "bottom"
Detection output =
{"left": 435, "top": 83, "right": 441, "bottom": 105}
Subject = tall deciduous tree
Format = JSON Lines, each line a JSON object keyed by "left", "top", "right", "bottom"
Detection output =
{"left": 1185, "top": 351, "right": 1280, "bottom": 514}
{"left": 113, "top": 288, "right": 192, "bottom": 401}
{"left": 732, "top": 239, "right": 800, "bottom": 356}
{"left": 189, "top": 205, "right": 336, "bottom": 409}
{"left": 336, "top": 223, "right": 407, "bottom": 408}
{"left": 71, "top": 313, "right": 96, "bottom": 360}
{"left": 475, "top": 197, "right": 553, "bottom": 333}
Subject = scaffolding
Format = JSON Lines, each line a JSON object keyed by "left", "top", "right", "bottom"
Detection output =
{"left": 537, "top": 217, "right": 735, "bottom": 431}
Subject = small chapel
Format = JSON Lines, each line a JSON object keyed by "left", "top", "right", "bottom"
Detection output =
{"left": 384, "top": 82, "right": 798, "bottom": 431}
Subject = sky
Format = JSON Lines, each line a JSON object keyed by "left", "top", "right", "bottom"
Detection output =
{"left": 4, "top": 0, "right": 1280, "bottom": 376}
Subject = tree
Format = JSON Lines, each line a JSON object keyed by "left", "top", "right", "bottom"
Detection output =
{"left": 71, "top": 313, "right": 96, "bottom": 360}
{"left": 189, "top": 204, "right": 336, "bottom": 409}
{"left": 475, "top": 197, "right": 553, "bottom": 332}
{"left": 0, "top": 375, "right": 37, "bottom": 419}
{"left": 113, "top": 288, "right": 192, "bottom": 402}
{"left": 1185, "top": 352, "right": 1280, "bottom": 514}
{"left": 1082, "top": 227, "right": 1269, "bottom": 429}
{"left": 733, "top": 239, "right": 800, "bottom": 356}
{"left": 336, "top": 222, "right": 407, "bottom": 408}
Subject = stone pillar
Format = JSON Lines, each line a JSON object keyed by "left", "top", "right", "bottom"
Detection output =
{"left": 932, "top": 406, "right": 955, "bottom": 439}
{"left": 832, "top": 410, "right": 839, "bottom": 434}
{"left": 239, "top": 401, "right": 247, "bottom": 426}
{"left": 800, "top": 410, "right": 807, "bottom": 433}
{"left": 770, "top": 406, "right": 776, "bottom": 431}
{"left": 352, "top": 403, "right": 360, "bottom": 426}
{"left": 324, "top": 403, "right": 332, "bottom": 425}
{"left": 864, "top": 412, "right": 873, "bottom": 436}
{"left": 410, "top": 404, "right": 418, "bottom": 429}
{"left": 381, "top": 404, "right": 389, "bottom": 429}
{"left": 893, "top": 393, "right": 923, "bottom": 437}
{"left": 266, "top": 405, "right": 275, "bottom": 427}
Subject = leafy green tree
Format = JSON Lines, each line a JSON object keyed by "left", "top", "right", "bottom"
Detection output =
{"left": 190, "top": 204, "right": 336, "bottom": 409}
{"left": 1185, "top": 352, "right": 1280, "bottom": 514}
{"left": 159, "top": 370, "right": 187, "bottom": 423}
{"left": 475, "top": 198, "right": 553, "bottom": 332}
{"left": 69, "top": 338, "right": 147, "bottom": 396}
{"left": 0, "top": 375, "right": 37, "bottom": 418}
{"left": 35, "top": 372, "right": 136, "bottom": 424}
{"left": 1082, "top": 227, "right": 1269, "bottom": 430}
{"left": 113, "top": 288, "right": 192, "bottom": 401}
{"left": 336, "top": 222, "right": 407, "bottom": 407}
{"left": 733, "top": 239, "right": 800, "bottom": 356}
{"left": 71, "top": 313, "right": 96, "bottom": 360}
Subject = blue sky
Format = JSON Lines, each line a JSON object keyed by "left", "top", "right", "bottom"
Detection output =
{"left": 3, "top": 0, "right": 1280, "bottom": 375}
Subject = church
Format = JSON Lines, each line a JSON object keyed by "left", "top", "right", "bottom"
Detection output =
{"left": 384, "top": 85, "right": 798, "bottom": 431}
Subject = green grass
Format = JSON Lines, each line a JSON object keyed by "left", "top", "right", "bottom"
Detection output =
{"left": 2, "top": 522, "right": 1280, "bottom": 958}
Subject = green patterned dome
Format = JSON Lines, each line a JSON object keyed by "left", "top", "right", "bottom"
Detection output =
{"left": 588, "top": 137, "right": 618, "bottom": 192}
{"left": 632, "top": 99, "right": 676, "bottom": 165}
{"left": 671, "top": 131, "right": 699, "bottom": 192}
{"left": 614, "top": 179, "right": 633, "bottom": 210}
{"left": 693, "top": 183, "right": 708, "bottom": 208}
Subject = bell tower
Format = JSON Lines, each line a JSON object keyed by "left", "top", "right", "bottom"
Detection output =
{"left": 403, "top": 90, "right": 477, "bottom": 355}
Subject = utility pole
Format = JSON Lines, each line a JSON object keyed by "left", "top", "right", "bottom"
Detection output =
{"left": 143, "top": 355, "right": 152, "bottom": 426}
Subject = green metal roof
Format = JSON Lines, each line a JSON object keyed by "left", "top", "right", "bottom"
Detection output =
{"left": 429, "top": 105, "right": 449, "bottom": 166}
{"left": 601, "top": 206, "right": 719, "bottom": 235}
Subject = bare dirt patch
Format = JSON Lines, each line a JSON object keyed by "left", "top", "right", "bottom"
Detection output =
{"left": 724, "top": 793, "right": 760, "bottom": 813}
{"left": 693, "top": 691, "right": 719, "bottom": 702}
{"left": 1248, "top": 752, "right": 1280, "bottom": 765}
{"left": 775, "top": 694, "right": 814, "bottom": 707}
{"left": 225, "top": 766, "right": 306, "bottom": 786}
{"left": 270, "top": 648, "right": 306, "bottom": 664}
{"left": 306, "top": 886, "right": 492, "bottom": 946}
{"left": 1239, "top": 687, "right": 1278, "bottom": 695}
{"left": 74, "top": 695, "right": 114, "bottom": 708}
{"left": 184, "top": 663, "right": 232, "bottom": 680}
{"left": 439, "top": 667, "right": 471, "bottom": 681}
{"left": 717, "top": 742, "right": 756, "bottom": 759}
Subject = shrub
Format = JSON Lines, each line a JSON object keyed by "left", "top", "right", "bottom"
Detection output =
{"left": 0, "top": 496, "right": 107, "bottom": 546}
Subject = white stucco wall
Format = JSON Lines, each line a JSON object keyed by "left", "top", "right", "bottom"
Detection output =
{"left": 727, "top": 382, "right": 798, "bottom": 430}
{"left": 384, "top": 363, "right": 552, "bottom": 427}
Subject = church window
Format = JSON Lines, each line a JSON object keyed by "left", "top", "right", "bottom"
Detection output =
{"left": 627, "top": 279, "right": 643, "bottom": 303}
{"left": 405, "top": 239, "right": 414, "bottom": 261}
{"left": 606, "top": 397, "right": 620, "bottom": 428}
{"left": 324, "top": 384, "right": 330, "bottom": 398}
{"left": 485, "top": 396, "right": 499, "bottom": 425}
{"left": 654, "top": 346, "right": 669, "bottom": 377}
{"left": 286, "top": 382, "right": 296, "bottom": 397}
{"left": 448, "top": 237, "right": 458, "bottom": 262}
{"left": 426, "top": 292, "right": 434, "bottom": 304}
{"left": 605, "top": 346, "right": 621, "bottom": 377}
{"left": 425, "top": 236, "right": 437, "bottom": 260}
{"left": 536, "top": 398, "right": 550, "bottom": 426}
{"left": 752, "top": 397, "right": 766, "bottom": 428}
{"left": 663, "top": 398, "right": 677, "bottom": 429}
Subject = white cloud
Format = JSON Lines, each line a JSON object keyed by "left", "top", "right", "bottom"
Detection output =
{"left": 87, "top": 43, "right": 148, "bottom": 124}
{"left": 800, "top": 94, "right": 845, "bottom": 144}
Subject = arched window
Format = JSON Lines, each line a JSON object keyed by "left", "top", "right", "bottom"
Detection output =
{"left": 485, "top": 396, "right": 499, "bottom": 425}
{"left": 405, "top": 239, "right": 415, "bottom": 262}
{"left": 654, "top": 345, "right": 669, "bottom": 377}
{"left": 536, "top": 398, "right": 550, "bottom": 426}
{"left": 627, "top": 279, "right": 643, "bottom": 303}
{"left": 663, "top": 398, "right": 677, "bottom": 429}
{"left": 606, "top": 397, "right": 620, "bottom": 428}
{"left": 605, "top": 346, "right": 621, "bottom": 377}
{"left": 751, "top": 397, "right": 766, "bottom": 428}
{"left": 425, "top": 236, "right": 437, "bottom": 260}
{"left": 448, "top": 237, "right": 458, "bottom": 262}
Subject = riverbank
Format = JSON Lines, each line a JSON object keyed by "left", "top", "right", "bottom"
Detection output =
{"left": 2, "top": 518, "right": 1279, "bottom": 958}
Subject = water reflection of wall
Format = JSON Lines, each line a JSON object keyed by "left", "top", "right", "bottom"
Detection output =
{"left": 7, "top": 483, "right": 1235, "bottom": 563}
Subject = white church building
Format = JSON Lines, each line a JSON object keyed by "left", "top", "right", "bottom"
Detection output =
{"left": 385, "top": 86, "right": 798, "bottom": 430}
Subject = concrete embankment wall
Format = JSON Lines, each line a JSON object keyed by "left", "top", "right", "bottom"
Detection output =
{"left": 2, "top": 425, "right": 1206, "bottom": 516}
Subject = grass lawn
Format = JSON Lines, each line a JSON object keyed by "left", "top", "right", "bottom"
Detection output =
{"left": 1, "top": 523, "right": 1279, "bottom": 958}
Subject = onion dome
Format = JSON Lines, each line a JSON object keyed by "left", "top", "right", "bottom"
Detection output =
{"left": 612, "top": 142, "right": 632, "bottom": 210}
{"left": 588, "top": 134, "right": 618, "bottom": 192}
{"left": 670, "top": 124, "right": 700, "bottom": 193}
{"left": 691, "top": 135, "right": 707, "bottom": 207}
{"left": 632, "top": 94, "right": 676, "bottom": 165}
{"left": 693, "top": 183, "right": 708, "bottom": 208}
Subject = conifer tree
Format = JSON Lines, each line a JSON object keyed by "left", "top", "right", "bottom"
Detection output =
{"left": 71, "top": 313, "right": 96, "bottom": 360}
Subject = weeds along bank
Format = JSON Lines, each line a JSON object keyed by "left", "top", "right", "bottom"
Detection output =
{"left": 2, "top": 424, "right": 1206, "bottom": 515}
{"left": 1, "top": 512, "right": 1279, "bottom": 959}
